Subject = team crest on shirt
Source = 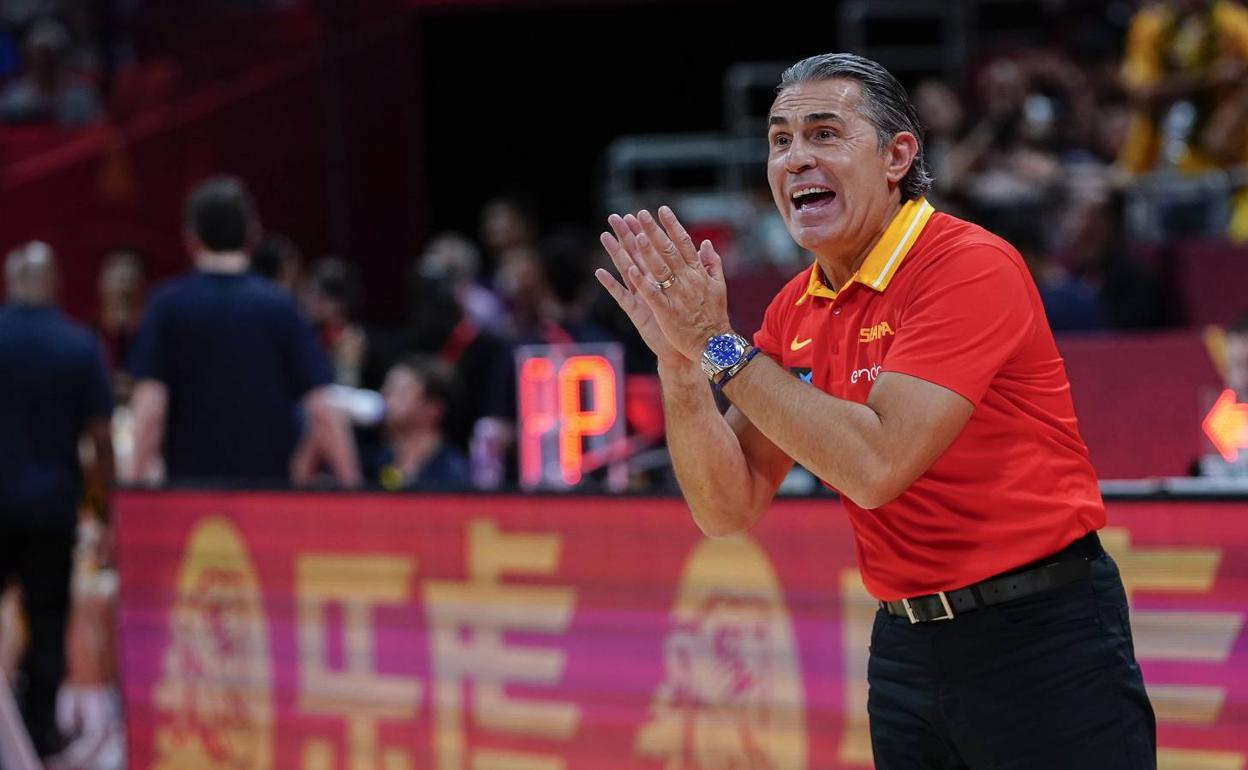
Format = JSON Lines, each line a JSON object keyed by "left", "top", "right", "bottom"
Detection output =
{"left": 789, "top": 367, "right": 813, "bottom": 384}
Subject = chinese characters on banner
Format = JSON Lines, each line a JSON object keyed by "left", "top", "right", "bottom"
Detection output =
{"left": 117, "top": 492, "right": 1248, "bottom": 770}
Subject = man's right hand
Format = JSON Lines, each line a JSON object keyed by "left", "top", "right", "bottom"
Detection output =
{"left": 595, "top": 213, "right": 691, "bottom": 371}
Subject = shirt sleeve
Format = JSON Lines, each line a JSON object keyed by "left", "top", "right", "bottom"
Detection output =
{"left": 127, "top": 294, "right": 168, "bottom": 382}
{"left": 881, "top": 245, "right": 1036, "bottom": 405}
{"left": 752, "top": 293, "right": 788, "bottom": 362}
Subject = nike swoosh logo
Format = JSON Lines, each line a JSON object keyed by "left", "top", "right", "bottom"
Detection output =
{"left": 790, "top": 336, "right": 813, "bottom": 351}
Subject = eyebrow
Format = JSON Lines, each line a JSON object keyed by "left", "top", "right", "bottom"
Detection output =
{"left": 767, "top": 111, "right": 845, "bottom": 127}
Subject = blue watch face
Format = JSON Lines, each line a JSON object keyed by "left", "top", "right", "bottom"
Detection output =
{"left": 706, "top": 335, "right": 743, "bottom": 368}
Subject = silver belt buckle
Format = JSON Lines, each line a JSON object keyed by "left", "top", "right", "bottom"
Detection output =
{"left": 902, "top": 591, "right": 955, "bottom": 624}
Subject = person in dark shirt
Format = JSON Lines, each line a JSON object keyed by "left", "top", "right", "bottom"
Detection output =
{"left": 127, "top": 176, "right": 360, "bottom": 486}
{"left": 249, "top": 232, "right": 303, "bottom": 294}
{"left": 0, "top": 241, "right": 113, "bottom": 758}
{"left": 94, "top": 248, "right": 148, "bottom": 403}
{"left": 366, "top": 356, "right": 470, "bottom": 490}
{"left": 369, "top": 269, "right": 514, "bottom": 487}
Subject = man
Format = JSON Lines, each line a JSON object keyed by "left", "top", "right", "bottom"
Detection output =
{"left": 250, "top": 232, "right": 304, "bottom": 294}
{"left": 367, "top": 356, "right": 470, "bottom": 490}
{"left": 595, "top": 54, "right": 1155, "bottom": 769}
{"left": 128, "top": 176, "right": 360, "bottom": 486}
{"left": 417, "top": 232, "right": 505, "bottom": 333}
{"left": 0, "top": 242, "right": 113, "bottom": 758}
{"left": 95, "top": 248, "right": 148, "bottom": 401}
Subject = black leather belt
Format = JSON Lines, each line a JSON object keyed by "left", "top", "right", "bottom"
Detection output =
{"left": 881, "top": 531, "right": 1103, "bottom": 623}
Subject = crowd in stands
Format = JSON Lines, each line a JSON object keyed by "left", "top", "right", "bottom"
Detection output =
{"left": 0, "top": 0, "right": 320, "bottom": 136}
{"left": 0, "top": 0, "right": 149, "bottom": 128}
{"left": 61, "top": 177, "right": 653, "bottom": 494}
{"left": 1, "top": 0, "right": 1246, "bottom": 497}
{"left": 911, "top": 0, "right": 1248, "bottom": 333}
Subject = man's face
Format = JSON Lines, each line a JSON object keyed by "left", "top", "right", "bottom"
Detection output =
{"left": 766, "top": 79, "right": 905, "bottom": 258}
{"left": 481, "top": 202, "right": 533, "bottom": 255}
{"left": 1227, "top": 332, "right": 1248, "bottom": 400}
{"left": 383, "top": 367, "right": 431, "bottom": 431}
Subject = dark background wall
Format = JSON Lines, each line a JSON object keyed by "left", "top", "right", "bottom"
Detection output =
{"left": 414, "top": 1, "right": 845, "bottom": 238}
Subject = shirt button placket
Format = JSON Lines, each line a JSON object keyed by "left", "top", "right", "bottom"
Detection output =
{"left": 830, "top": 298, "right": 843, "bottom": 353}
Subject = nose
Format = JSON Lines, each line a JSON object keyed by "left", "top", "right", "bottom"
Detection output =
{"left": 783, "top": 136, "right": 816, "bottom": 174}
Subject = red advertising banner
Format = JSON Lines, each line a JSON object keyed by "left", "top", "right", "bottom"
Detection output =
{"left": 114, "top": 492, "right": 1248, "bottom": 770}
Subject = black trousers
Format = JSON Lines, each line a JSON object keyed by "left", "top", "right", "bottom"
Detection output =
{"left": 0, "top": 524, "right": 75, "bottom": 758}
{"left": 868, "top": 550, "right": 1156, "bottom": 769}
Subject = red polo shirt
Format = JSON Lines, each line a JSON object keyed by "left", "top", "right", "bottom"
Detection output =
{"left": 753, "top": 198, "right": 1105, "bottom": 601}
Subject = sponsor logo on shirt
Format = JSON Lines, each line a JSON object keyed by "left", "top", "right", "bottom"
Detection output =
{"left": 858, "top": 321, "right": 895, "bottom": 343}
{"left": 790, "top": 335, "right": 813, "bottom": 351}
{"left": 850, "top": 363, "right": 882, "bottom": 384}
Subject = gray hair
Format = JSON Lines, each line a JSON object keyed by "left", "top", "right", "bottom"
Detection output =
{"left": 778, "top": 53, "right": 933, "bottom": 202}
{"left": 4, "top": 241, "right": 56, "bottom": 303}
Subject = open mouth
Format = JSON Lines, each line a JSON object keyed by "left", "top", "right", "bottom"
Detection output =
{"left": 791, "top": 186, "right": 836, "bottom": 210}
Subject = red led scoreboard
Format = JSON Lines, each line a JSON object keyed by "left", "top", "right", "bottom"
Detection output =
{"left": 516, "top": 343, "right": 628, "bottom": 491}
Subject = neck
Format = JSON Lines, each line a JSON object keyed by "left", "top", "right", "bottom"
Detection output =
{"left": 7, "top": 291, "right": 53, "bottom": 306}
{"left": 392, "top": 429, "right": 440, "bottom": 474}
{"left": 815, "top": 197, "right": 903, "bottom": 289}
{"left": 196, "top": 251, "right": 249, "bottom": 274}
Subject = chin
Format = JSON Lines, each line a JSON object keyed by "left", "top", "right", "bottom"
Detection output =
{"left": 790, "top": 225, "right": 843, "bottom": 255}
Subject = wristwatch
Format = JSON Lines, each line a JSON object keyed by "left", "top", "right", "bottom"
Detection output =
{"left": 701, "top": 332, "right": 752, "bottom": 381}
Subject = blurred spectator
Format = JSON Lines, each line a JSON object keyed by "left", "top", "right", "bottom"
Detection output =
{"left": 1119, "top": 0, "right": 1248, "bottom": 172}
{"left": 126, "top": 176, "right": 360, "bottom": 487}
{"left": 1, "top": 1, "right": 64, "bottom": 30}
{"left": 0, "top": 240, "right": 113, "bottom": 759}
{"left": 914, "top": 78, "right": 968, "bottom": 207}
{"left": 417, "top": 231, "right": 505, "bottom": 332}
{"left": 1119, "top": 0, "right": 1248, "bottom": 240}
{"left": 1008, "top": 220, "right": 1110, "bottom": 332}
{"left": 302, "top": 256, "right": 368, "bottom": 387}
{"left": 249, "top": 231, "right": 303, "bottom": 295}
{"left": 942, "top": 56, "right": 1068, "bottom": 226}
{"left": 0, "top": 30, "right": 17, "bottom": 81}
{"left": 0, "top": 18, "right": 101, "bottom": 126}
{"left": 479, "top": 195, "right": 539, "bottom": 268}
{"left": 495, "top": 226, "right": 616, "bottom": 347}
{"left": 365, "top": 356, "right": 470, "bottom": 490}
{"left": 1054, "top": 188, "right": 1166, "bottom": 329}
{"left": 94, "top": 248, "right": 146, "bottom": 401}
{"left": 393, "top": 270, "right": 514, "bottom": 489}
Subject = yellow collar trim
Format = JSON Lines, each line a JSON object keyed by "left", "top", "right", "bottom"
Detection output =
{"left": 800, "top": 197, "right": 936, "bottom": 303}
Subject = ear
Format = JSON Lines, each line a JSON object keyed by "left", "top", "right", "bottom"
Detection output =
{"left": 884, "top": 132, "right": 919, "bottom": 187}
